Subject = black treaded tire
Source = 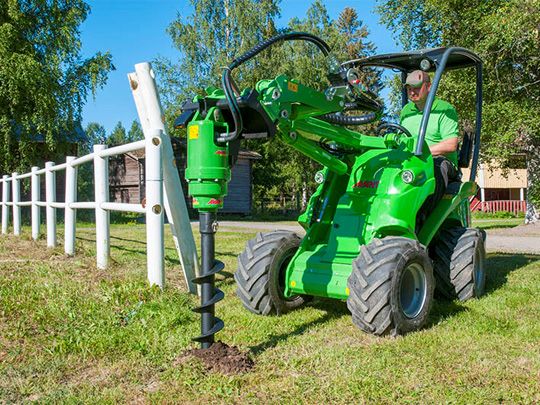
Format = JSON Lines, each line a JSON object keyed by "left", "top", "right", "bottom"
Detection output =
{"left": 235, "top": 230, "right": 308, "bottom": 315}
{"left": 431, "top": 227, "right": 486, "bottom": 301}
{"left": 347, "top": 237, "right": 435, "bottom": 336}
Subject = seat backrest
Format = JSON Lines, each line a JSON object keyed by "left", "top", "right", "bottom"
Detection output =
{"left": 458, "top": 130, "right": 473, "bottom": 168}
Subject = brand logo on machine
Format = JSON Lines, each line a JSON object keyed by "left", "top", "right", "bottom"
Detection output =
{"left": 215, "top": 150, "right": 226, "bottom": 156}
{"left": 192, "top": 197, "right": 199, "bottom": 205}
{"left": 353, "top": 180, "right": 380, "bottom": 189}
{"left": 208, "top": 199, "right": 222, "bottom": 205}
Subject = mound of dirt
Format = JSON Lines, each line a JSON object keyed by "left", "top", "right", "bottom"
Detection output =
{"left": 181, "top": 342, "right": 254, "bottom": 375}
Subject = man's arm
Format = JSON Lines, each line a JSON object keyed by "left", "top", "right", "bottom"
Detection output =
{"left": 429, "top": 136, "right": 458, "bottom": 156}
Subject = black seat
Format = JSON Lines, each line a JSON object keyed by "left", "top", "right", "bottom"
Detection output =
{"left": 445, "top": 181, "right": 462, "bottom": 196}
{"left": 458, "top": 130, "right": 473, "bottom": 168}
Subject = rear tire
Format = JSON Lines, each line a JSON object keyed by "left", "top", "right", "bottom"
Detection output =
{"left": 347, "top": 237, "right": 435, "bottom": 336}
{"left": 431, "top": 227, "right": 486, "bottom": 301}
{"left": 235, "top": 231, "right": 307, "bottom": 315}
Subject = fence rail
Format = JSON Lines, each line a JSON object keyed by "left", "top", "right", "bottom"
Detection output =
{"left": 471, "top": 199, "right": 526, "bottom": 215}
{"left": 0, "top": 135, "right": 165, "bottom": 288}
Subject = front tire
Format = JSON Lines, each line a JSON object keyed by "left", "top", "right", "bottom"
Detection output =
{"left": 235, "top": 231, "right": 307, "bottom": 315}
{"left": 347, "top": 237, "right": 435, "bottom": 336}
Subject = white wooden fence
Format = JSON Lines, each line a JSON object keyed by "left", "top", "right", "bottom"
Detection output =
{"left": 0, "top": 61, "right": 199, "bottom": 293}
{"left": 0, "top": 134, "right": 165, "bottom": 288}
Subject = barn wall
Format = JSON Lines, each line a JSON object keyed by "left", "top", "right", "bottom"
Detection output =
{"left": 222, "top": 159, "right": 252, "bottom": 214}
{"left": 109, "top": 155, "right": 144, "bottom": 204}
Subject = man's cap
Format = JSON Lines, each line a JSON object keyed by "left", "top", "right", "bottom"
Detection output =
{"left": 405, "top": 70, "right": 430, "bottom": 88}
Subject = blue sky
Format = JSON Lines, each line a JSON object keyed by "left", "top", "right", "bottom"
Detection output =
{"left": 80, "top": 0, "right": 400, "bottom": 133}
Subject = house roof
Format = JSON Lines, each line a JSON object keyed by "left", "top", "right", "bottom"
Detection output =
{"left": 13, "top": 121, "right": 86, "bottom": 144}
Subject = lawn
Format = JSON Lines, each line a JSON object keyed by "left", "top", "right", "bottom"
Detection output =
{"left": 0, "top": 222, "right": 539, "bottom": 403}
{"left": 472, "top": 217, "right": 524, "bottom": 230}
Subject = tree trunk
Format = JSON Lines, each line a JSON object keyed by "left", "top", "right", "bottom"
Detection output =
{"left": 525, "top": 138, "right": 540, "bottom": 224}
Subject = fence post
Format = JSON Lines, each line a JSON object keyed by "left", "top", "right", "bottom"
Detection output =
{"left": 93, "top": 145, "right": 110, "bottom": 269}
{"left": 45, "top": 161, "right": 57, "bottom": 247}
{"left": 11, "top": 173, "right": 21, "bottom": 236}
{"left": 31, "top": 167, "right": 40, "bottom": 240}
{"left": 2, "top": 175, "right": 10, "bottom": 234}
{"left": 65, "top": 156, "right": 77, "bottom": 256}
{"left": 129, "top": 63, "right": 199, "bottom": 294}
{"left": 146, "top": 133, "right": 164, "bottom": 288}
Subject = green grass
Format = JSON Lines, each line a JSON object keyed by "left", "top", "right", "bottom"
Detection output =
{"left": 0, "top": 224, "right": 539, "bottom": 403}
{"left": 472, "top": 217, "right": 524, "bottom": 230}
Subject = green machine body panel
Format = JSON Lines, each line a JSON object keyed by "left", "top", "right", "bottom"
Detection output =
{"left": 284, "top": 139, "right": 444, "bottom": 300}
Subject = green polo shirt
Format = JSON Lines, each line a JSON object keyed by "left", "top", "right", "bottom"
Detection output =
{"left": 400, "top": 98, "right": 459, "bottom": 166}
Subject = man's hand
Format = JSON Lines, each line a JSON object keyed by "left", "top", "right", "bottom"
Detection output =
{"left": 429, "top": 137, "right": 458, "bottom": 156}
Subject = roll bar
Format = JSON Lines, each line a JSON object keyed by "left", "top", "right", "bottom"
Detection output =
{"left": 412, "top": 47, "right": 482, "bottom": 182}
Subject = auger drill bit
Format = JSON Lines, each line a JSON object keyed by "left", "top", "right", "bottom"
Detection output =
{"left": 192, "top": 211, "right": 224, "bottom": 348}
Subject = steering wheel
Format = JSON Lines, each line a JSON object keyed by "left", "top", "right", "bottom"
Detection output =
{"left": 376, "top": 122, "right": 413, "bottom": 138}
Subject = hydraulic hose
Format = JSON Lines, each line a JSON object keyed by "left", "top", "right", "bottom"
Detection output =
{"left": 318, "top": 98, "right": 383, "bottom": 125}
{"left": 229, "top": 32, "right": 330, "bottom": 69}
{"left": 318, "top": 112, "right": 378, "bottom": 125}
{"left": 218, "top": 32, "right": 332, "bottom": 143}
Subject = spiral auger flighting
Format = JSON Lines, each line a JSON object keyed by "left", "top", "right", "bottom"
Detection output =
{"left": 192, "top": 211, "right": 224, "bottom": 349}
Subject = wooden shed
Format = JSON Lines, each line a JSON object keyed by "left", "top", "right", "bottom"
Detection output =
{"left": 109, "top": 138, "right": 261, "bottom": 215}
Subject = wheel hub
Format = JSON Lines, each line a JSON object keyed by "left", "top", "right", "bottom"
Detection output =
{"left": 400, "top": 262, "right": 427, "bottom": 318}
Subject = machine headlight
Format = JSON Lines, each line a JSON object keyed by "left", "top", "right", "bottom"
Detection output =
{"left": 401, "top": 170, "right": 415, "bottom": 184}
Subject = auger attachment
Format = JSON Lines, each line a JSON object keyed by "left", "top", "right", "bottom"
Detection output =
{"left": 192, "top": 211, "right": 224, "bottom": 348}
{"left": 184, "top": 118, "right": 230, "bottom": 348}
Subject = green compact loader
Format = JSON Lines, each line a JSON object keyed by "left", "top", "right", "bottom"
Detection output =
{"left": 179, "top": 33, "right": 486, "bottom": 346}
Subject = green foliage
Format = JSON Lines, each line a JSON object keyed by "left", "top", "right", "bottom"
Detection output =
{"left": 107, "top": 121, "right": 127, "bottom": 146}
{"left": 376, "top": 0, "right": 540, "bottom": 205}
{"left": 0, "top": 0, "right": 113, "bottom": 174}
{"left": 105, "top": 120, "right": 144, "bottom": 146}
{"left": 157, "top": 0, "right": 378, "bottom": 207}
{"left": 127, "top": 120, "right": 144, "bottom": 142}
{"left": 81, "top": 122, "right": 106, "bottom": 154}
{"left": 155, "top": 0, "right": 280, "bottom": 116}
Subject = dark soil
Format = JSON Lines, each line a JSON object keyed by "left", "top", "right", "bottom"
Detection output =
{"left": 180, "top": 342, "right": 254, "bottom": 375}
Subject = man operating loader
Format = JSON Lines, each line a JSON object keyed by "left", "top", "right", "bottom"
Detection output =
{"left": 400, "top": 70, "right": 459, "bottom": 206}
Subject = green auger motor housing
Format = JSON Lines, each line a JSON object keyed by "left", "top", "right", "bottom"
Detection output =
{"left": 184, "top": 110, "right": 231, "bottom": 211}
{"left": 181, "top": 32, "right": 486, "bottom": 341}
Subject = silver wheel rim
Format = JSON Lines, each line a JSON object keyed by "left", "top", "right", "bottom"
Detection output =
{"left": 400, "top": 262, "right": 427, "bottom": 319}
{"left": 473, "top": 248, "right": 483, "bottom": 291}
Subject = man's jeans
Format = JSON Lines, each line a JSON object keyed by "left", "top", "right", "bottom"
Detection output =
{"left": 431, "top": 155, "right": 459, "bottom": 210}
{"left": 416, "top": 156, "right": 459, "bottom": 232}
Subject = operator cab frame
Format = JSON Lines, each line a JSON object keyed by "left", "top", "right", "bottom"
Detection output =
{"left": 342, "top": 47, "right": 483, "bottom": 183}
